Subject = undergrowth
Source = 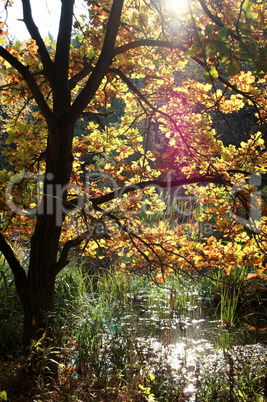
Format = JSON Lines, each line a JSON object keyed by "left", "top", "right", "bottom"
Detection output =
{"left": 0, "top": 256, "right": 267, "bottom": 401}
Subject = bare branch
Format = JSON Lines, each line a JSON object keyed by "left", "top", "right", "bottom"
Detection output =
{"left": 21, "top": 0, "right": 53, "bottom": 70}
{"left": 94, "top": 205, "right": 158, "bottom": 268}
{"left": 0, "top": 46, "right": 53, "bottom": 121}
{"left": 63, "top": 0, "right": 124, "bottom": 125}
{"left": 0, "top": 232, "right": 27, "bottom": 305}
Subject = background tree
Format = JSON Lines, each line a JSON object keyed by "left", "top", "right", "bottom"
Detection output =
{"left": 0, "top": 0, "right": 266, "bottom": 378}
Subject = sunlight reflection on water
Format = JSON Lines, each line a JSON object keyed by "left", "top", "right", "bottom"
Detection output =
{"left": 147, "top": 330, "right": 267, "bottom": 401}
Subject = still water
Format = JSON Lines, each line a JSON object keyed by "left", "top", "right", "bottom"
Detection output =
{"left": 103, "top": 285, "right": 267, "bottom": 400}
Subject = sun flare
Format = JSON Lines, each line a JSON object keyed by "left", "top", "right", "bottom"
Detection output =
{"left": 167, "top": 0, "right": 189, "bottom": 14}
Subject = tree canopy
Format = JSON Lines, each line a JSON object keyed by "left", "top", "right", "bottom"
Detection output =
{"left": 0, "top": 0, "right": 266, "bottom": 370}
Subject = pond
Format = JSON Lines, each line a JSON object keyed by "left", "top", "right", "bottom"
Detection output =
{"left": 70, "top": 272, "right": 267, "bottom": 400}
{"left": 107, "top": 284, "right": 266, "bottom": 400}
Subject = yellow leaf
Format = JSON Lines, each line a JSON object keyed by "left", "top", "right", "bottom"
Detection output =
{"left": 158, "top": 220, "right": 165, "bottom": 230}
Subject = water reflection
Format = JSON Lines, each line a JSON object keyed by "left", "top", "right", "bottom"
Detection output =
{"left": 145, "top": 332, "right": 267, "bottom": 400}
{"left": 120, "top": 289, "right": 267, "bottom": 400}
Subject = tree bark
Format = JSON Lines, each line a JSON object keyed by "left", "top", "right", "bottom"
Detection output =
{"left": 21, "top": 120, "right": 75, "bottom": 378}
{"left": 23, "top": 216, "right": 60, "bottom": 346}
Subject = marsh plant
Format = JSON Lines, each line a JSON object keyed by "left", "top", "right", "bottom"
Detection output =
{"left": 0, "top": 257, "right": 267, "bottom": 401}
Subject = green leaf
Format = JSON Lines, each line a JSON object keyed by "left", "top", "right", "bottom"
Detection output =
{"left": 243, "top": 0, "right": 253, "bottom": 12}
{"left": 206, "top": 43, "right": 216, "bottom": 57}
{"left": 217, "top": 42, "right": 231, "bottom": 61}
{"left": 205, "top": 24, "right": 214, "bottom": 35}
{"left": 246, "top": 10, "right": 257, "bottom": 20}
{"left": 218, "top": 26, "right": 229, "bottom": 42}
{"left": 254, "top": 68, "right": 266, "bottom": 78}
{"left": 227, "top": 59, "right": 239, "bottom": 76}
{"left": 204, "top": 65, "right": 219, "bottom": 83}
{"left": 0, "top": 391, "right": 7, "bottom": 401}
{"left": 6, "top": 133, "right": 15, "bottom": 145}
{"left": 187, "top": 44, "right": 201, "bottom": 57}
{"left": 243, "top": 0, "right": 257, "bottom": 21}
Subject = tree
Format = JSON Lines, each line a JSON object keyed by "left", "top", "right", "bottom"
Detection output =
{"left": 0, "top": 0, "right": 266, "bottom": 378}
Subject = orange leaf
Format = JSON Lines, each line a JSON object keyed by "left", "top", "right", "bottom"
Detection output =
{"left": 244, "top": 323, "right": 256, "bottom": 331}
{"left": 246, "top": 273, "right": 257, "bottom": 280}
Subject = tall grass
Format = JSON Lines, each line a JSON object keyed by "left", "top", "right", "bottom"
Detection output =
{"left": 0, "top": 253, "right": 266, "bottom": 401}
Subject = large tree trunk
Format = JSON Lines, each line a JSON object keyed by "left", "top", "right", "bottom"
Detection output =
{"left": 23, "top": 216, "right": 60, "bottom": 346}
{"left": 20, "top": 121, "right": 75, "bottom": 377}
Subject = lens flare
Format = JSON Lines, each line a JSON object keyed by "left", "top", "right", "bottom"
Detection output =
{"left": 167, "top": 0, "right": 189, "bottom": 14}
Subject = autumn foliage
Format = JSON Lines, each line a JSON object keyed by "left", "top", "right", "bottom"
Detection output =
{"left": 0, "top": 0, "right": 266, "bottom": 359}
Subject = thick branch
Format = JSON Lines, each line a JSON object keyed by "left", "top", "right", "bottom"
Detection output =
{"left": 0, "top": 46, "right": 53, "bottom": 121}
{"left": 21, "top": 0, "right": 53, "bottom": 70}
{"left": 52, "top": 229, "right": 109, "bottom": 275}
{"left": 114, "top": 39, "right": 208, "bottom": 71}
{"left": 69, "top": 62, "right": 94, "bottom": 90}
{"left": 63, "top": 0, "right": 124, "bottom": 125}
{"left": 52, "top": 232, "right": 89, "bottom": 275}
{"left": 114, "top": 39, "right": 177, "bottom": 56}
{"left": 55, "top": 0, "right": 74, "bottom": 82}
{"left": 109, "top": 67, "right": 156, "bottom": 111}
{"left": 0, "top": 232, "right": 27, "bottom": 305}
{"left": 90, "top": 175, "right": 227, "bottom": 207}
